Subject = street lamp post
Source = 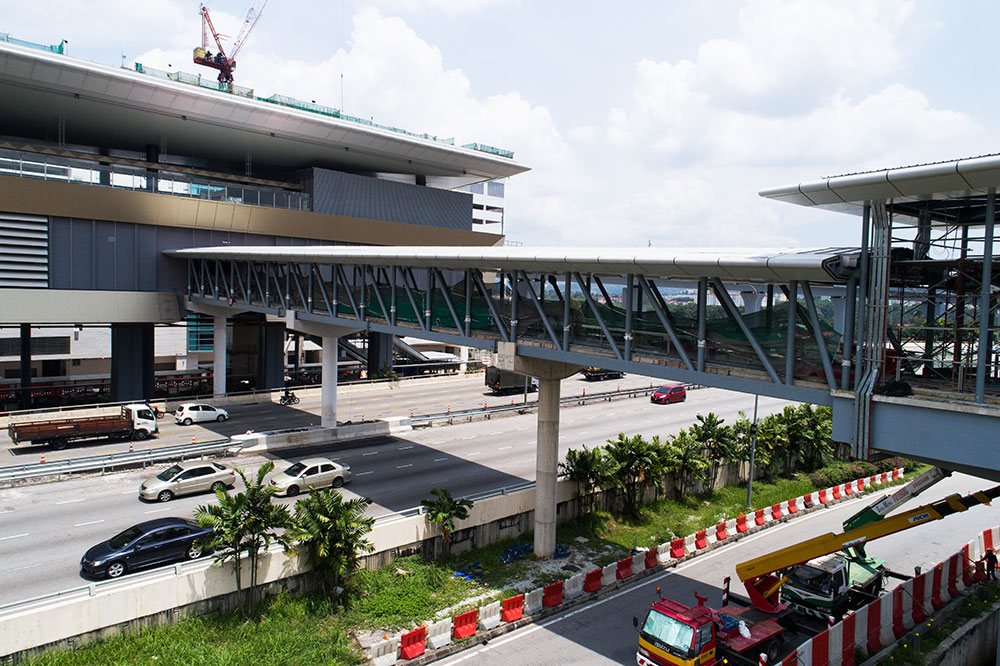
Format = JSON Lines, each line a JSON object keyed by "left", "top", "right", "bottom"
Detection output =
{"left": 746, "top": 394, "right": 760, "bottom": 509}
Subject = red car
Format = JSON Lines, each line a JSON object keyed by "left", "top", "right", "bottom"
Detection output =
{"left": 650, "top": 384, "right": 686, "bottom": 404}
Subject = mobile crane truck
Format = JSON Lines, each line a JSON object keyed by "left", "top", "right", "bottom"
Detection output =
{"left": 634, "top": 476, "right": 1000, "bottom": 665}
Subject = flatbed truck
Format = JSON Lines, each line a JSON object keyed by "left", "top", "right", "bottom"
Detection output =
{"left": 484, "top": 366, "right": 537, "bottom": 396}
{"left": 8, "top": 404, "right": 158, "bottom": 449}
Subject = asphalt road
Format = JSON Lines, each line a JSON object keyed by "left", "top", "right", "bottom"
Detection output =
{"left": 0, "top": 373, "right": 665, "bottom": 464}
{"left": 0, "top": 386, "right": 783, "bottom": 605}
{"left": 436, "top": 472, "right": 1000, "bottom": 665}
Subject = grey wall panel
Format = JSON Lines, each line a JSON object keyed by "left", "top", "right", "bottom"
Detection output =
{"left": 137, "top": 225, "right": 158, "bottom": 291}
{"left": 311, "top": 168, "right": 472, "bottom": 231}
{"left": 94, "top": 220, "right": 118, "bottom": 290}
{"left": 69, "top": 220, "right": 94, "bottom": 289}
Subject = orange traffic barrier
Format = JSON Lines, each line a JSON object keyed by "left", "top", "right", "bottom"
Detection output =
{"left": 832, "top": 485, "right": 841, "bottom": 500}
{"left": 645, "top": 547, "right": 658, "bottom": 570}
{"left": 452, "top": 609, "right": 478, "bottom": 640}
{"left": 399, "top": 626, "right": 427, "bottom": 660}
{"left": 819, "top": 488, "right": 828, "bottom": 504}
{"left": 616, "top": 556, "right": 634, "bottom": 580}
{"left": 754, "top": 509, "right": 766, "bottom": 526}
{"left": 787, "top": 497, "right": 798, "bottom": 514}
{"left": 39, "top": 453, "right": 45, "bottom": 464}
{"left": 584, "top": 568, "right": 603, "bottom": 593}
{"left": 715, "top": 521, "right": 728, "bottom": 542}
{"left": 542, "top": 581, "right": 564, "bottom": 608}
{"left": 695, "top": 529, "right": 708, "bottom": 550}
{"left": 670, "top": 537, "right": 686, "bottom": 559}
{"left": 771, "top": 503, "right": 782, "bottom": 520}
{"left": 736, "top": 513, "right": 749, "bottom": 533}
{"left": 500, "top": 594, "right": 524, "bottom": 622}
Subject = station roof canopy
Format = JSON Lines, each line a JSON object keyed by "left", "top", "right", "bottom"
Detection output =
{"left": 0, "top": 40, "right": 529, "bottom": 184}
{"left": 760, "top": 154, "right": 1000, "bottom": 225}
{"left": 168, "top": 245, "right": 861, "bottom": 283}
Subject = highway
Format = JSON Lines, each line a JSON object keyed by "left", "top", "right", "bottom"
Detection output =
{"left": 0, "top": 373, "right": 664, "bottom": 464}
{"left": 0, "top": 386, "right": 785, "bottom": 605}
{"left": 438, "top": 472, "right": 1000, "bottom": 665}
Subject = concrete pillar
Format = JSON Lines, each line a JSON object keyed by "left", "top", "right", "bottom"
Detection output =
{"left": 322, "top": 335, "right": 338, "bottom": 427}
{"left": 535, "top": 377, "right": 560, "bottom": 558}
{"left": 494, "top": 341, "right": 579, "bottom": 559}
{"left": 831, "top": 296, "right": 847, "bottom": 334}
{"left": 741, "top": 290, "right": 764, "bottom": 314}
{"left": 367, "top": 332, "right": 394, "bottom": 377}
{"left": 459, "top": 345, "right": 470, "bottom": 373}
{"left": 213, "top": 315, "right": 227, "bottom": 397}
{"left": 19, "top": 324, "right": 31, "bottom": 410}
{"left": 257, "top": 322, "right": 285, "bottom": 390}
{"left": 110, "top": 323, "right": 154, "bottom": 402}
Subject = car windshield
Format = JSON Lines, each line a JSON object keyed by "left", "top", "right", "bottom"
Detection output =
{"left": 108, "top": 525, "right": 147, "bottom": 549}
{"left": 658, "top": 386, "right": 673, "bottom": 393}
{"left": 284, "top": 462, "right": 307, "bottom": 477}
{"left": 156, "top": 465, "right": 183, "bottom": 481}
{"left": 642, "top": 610, "right": 694, "bottom": 654}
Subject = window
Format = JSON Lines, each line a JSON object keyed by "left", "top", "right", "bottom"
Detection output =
{"left": 158, "top": 527, "right": 188, "bottom": 541}
{"left": 303, "top": 466, "right": 319, "bottom": 477}
{"left": 641, "top": 611, "right": 694, "bottom": 653}
{"left": 487, "top": 181, "right": 505, "bottom": 197}
{"left": 469, "top": 183, "right": 484, "bottom": 194}
{"left": 212, "top": 463, "right": 226, "bottom": 471}
{"left": 157, "top": 465, "right": 183, "bottom": 481}
{"left": 320, "top": 464, "right": 334, "bottom": 473}
{"left": 284, "top": 462, "right": 306, "bottom": 477}
{"left": 137, "top": 409, "right": 154, "bottom": 421}
{"left": 178, "top": 470, "right": 199, "bottom": 480}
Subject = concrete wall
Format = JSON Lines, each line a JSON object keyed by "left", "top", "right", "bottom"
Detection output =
{"left": 927, "top": 600, "right": 1000, "bottom": 666}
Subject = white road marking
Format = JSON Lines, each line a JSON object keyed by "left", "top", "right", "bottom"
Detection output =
{"left": 144, "top": 508, "right": 170, "bottom": 514}
{"left": 0, "top": 533, "right": 28, "bottom": 541}
{"left": 461, "top": 435, "right": 476, "bottom": 440}
{"left": 498, "top": 446, "right": 512, "bottom": 451}
{"left": 434, "top": 458, "right": 448, "bottom": 462}
{"left": 468, "top": 452, "right": 482, "bottom": 457}
{"left": 579, "top": 431, "right": 590, "bottom": 435}
{"left": 363, "top": 452, "right": 379, "bottom": 456}
{"left": 355, "top": 471, "right": 374, "bottom": 476}
{"left": 121, "top": 490, "right": 137, "bottom": 495}
{"left": 398, "top": 445, "right": 413, "bottom": 450}
{"left": 396, "top": 464, "right": 413, "bottom": 469}
{"left": 56, "top": 498, "right": 85, "bottom": 505}
{"left": 74, "top": 520, "right": 104, "bottom": 527}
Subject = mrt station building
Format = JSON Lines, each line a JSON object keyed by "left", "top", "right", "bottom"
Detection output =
{"left": 0, "top": 35, "right": 528, "bottom": 408}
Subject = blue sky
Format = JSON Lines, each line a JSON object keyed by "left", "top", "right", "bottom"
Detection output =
{"left": 4, "top": 1, "right": 995, "bottom": 249}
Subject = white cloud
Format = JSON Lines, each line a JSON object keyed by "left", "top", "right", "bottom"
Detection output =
{"left": 373, "top": 0, "right": 520, "bottom": 14}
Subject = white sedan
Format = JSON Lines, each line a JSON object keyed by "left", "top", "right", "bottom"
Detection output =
{"left": 174, "top": 403, "right": 230, "bottom": 425}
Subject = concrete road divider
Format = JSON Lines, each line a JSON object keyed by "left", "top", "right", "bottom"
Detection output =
{"left": 477, "top": 601, "right": 501, "bottom": 631}
{"left": 399, "top": 626, "right": 426, "bottom": 660}
{"left": 542, "top": 581, "right": 564, "bottom": 608}
{"left": 500, "top": 594, "right": 524, "bottom": 622}
{"left": 564, "top": 573, "right": 584, "bottom": 600}
{"left": 425, "top": 618, "right": 452, "bottom": 650}
{"left": 524, "top": 587, "right": 543, "bottom": 615}
{"left": 369, "top": 635, "right": 400, "bottom": 666}
{"left": 452, "top": 609, "right": 478, "bottom": 640}
{"left": 583, "top": 569, "right": 603, "bottom": 593}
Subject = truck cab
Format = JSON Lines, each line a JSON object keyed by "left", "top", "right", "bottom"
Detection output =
{"left": 125, "top": 404, "right": 159, "bottom": 439}
{"left": 781, "top": 553, "right": 885, "bottom": 619}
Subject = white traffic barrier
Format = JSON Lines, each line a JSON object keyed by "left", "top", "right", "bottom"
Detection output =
{"left": 478, "top": 600, "right": 501, "bottom": 631}
{"left": 879, "top": 590, "right": 895, "bottom": 646}
{"left": 684, "top": 534, "right": 697, "bottom": 553}
{"left": 601, "top": 563, "right": 617, "bottom": 587}
{"left": 524, "top": 587, "right": 543, "bottom": 615}
{"left": 827, "top": 621, "right": 844, "bottom": 666}
{"left": 425, "top": 618, "right": 452, "bottom": 650}
{"left": 852, "top": 605, "right": 869, "bottom": 654}
{"left": 656, "top": 542, "right": 673, "bottom": 564}
{"left": 725, "top": 518, "right": 738, "bottom": 537}
{"left": 564, "top": 572, "right": 584, "bottom": 599}
{"left": 369, "top": 635, "right": 400, "bottom": 666}
{"left": 899, "top": 578, "right": 915, "bottom": 632}
{"left": 632, "top": 553, "right": 647, "bottom": 575}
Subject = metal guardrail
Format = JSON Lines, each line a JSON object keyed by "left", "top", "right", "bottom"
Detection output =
{"left": 0, "top": 477, "right": 538, "bottom": 616}
{"left": 0, "top": 439, "right": 232, "bottom": 482}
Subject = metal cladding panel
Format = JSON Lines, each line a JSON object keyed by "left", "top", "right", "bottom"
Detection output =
{"left": 827, "top": 172, "right": 901, "bottom": 203}
{"left": 757, "top": 186, "right": 818, "bottom": 207}
{"left": 955, "top": 155, "right": 1000, "bottom": 191}
{"left": 886, "top": 162, "right": 972, "bottom": 199}
{"left": 797, "top": 180, "right": 846, "bottom": 206}
{"left": 0, "top": 213, "right": 48, "bottom": 288}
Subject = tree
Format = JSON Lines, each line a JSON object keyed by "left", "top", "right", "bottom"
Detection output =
{"left": 689, "top": 412, "right": 735, "bottom": 486}
{"left": 663, "top": 429, "right": 710, "bottom": 499}
{"left": 287, "top": 489, "right": 375, "bottom": 604}
{"left": 195, "top": 461, "right": 292, "bottom": 613}
{"left": 603, "top": 433, "right": 663, "bottom": 518}
{"left": 560, "top": 445, "right": 612, "bottom": 514}
{"left": 421, "top": 488, "right": 473, "bottom": 552}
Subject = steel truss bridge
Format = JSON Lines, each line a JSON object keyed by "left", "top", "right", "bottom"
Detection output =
{"left": 169, "top": 154, "right": 1000, "bottom": 481}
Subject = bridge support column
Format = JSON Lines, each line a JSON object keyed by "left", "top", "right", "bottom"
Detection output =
{"left": 741, "top": 290, "right": 764, "bottom": 314}
{"left": 257, "top": 322, "right": 286, "bottom": 391}
{"left": 367, "top": 332, "right": 394, "bottom": 378}
{"left": 831, "top": 296, "right": 847, "bottom": 334}
{"left": 19, "top": 324, "right": 31, "bottom": 410}
{"left": 213, "top": 316, "right": 227, "bottom": 397}
{"left": 110, "top": 323, "right": 154, "bottom": 402}
{"left": 495, "top": 342, "right": 579, "bottom": 559}
{"left": 285, "top": 313, "right": 360, "bottom": 429}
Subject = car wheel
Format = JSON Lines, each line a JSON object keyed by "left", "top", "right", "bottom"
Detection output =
{"left": 51, "top": 438, "right": 68, "bottom": 450}
{"left": 332, "top": 477, "right": 344, "bottom": 488}
{"left": 217, "top": 414, "right": 227, "bottom": 422}
{"left": 157, "top": 489, "right": 174, "bottom": 502}
{"left": 286, "top": 485, "right": 299, "bottom": 497}
{"left": 186, "top": 544, "right": 204, "bottom": 560}
{"left": 182, "top": 417, "right": 193, "bottom": 426}
{"left": 765, "top": 640, "right": 781, "bottom": 663}
{"left": 132, "top": 429, "right": 148, "bottom": 441}
{"left": 210, "top": 481, "right": 226, "bottom": 493}
{"left": 105, "top": 561, "right": 126, "bottom": 579}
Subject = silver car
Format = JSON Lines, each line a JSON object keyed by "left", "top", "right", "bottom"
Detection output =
{"left": 140, "top": 461, "right": 236, "bottom": 502}
{"left": 175, "top": 402, "right": 230, "bottom": 425}
{"left": 269, "top": 457, "right": 351, "bottom": 497}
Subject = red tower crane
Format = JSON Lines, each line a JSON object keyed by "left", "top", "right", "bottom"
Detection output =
{"left": 193, "top": 2, "right": 266, "bottom": 87}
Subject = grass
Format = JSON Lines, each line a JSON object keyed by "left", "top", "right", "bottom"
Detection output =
{"left": 23, "top": 466, "right": 912, "bottom": 665}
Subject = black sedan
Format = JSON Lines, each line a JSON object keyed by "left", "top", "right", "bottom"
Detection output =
{"left": 80, "top": 517, "right": 213, "bottom": 579}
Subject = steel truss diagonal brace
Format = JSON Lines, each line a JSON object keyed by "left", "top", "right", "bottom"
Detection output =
{"left": 519, "top": 270, "right": 560, "bottom": 347}
{"left": 637, "top": 276, "right": 694, "bottom": 371}
{"left": 573, "top": 272, "right": 622, "bottom": 360}
{"left": 711, "top": 278, "right": 780, "bottom": 383}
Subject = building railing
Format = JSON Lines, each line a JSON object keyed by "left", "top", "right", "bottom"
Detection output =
{"left": 0, "top": 148, "right": 311, "bottom": 212}
{"left": 0, "top": 32, "right": 65, "bottom": 54}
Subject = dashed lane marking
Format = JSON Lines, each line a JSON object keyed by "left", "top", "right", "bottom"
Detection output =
{"left": 461, "top": 435, "right": 476, "bottom": 440}
{"left": 355, "top": 471, "right": 374, "bottom": 476}
{"left": 56, "top": 498, "right": 85, "bottom": 505}
{"left": 433, "top": 457, "right": 448, "bottom": 462}
{"left": 74, "top": 520, "right": 104, "bottom": 527}
{"left": 398, "top": 445, "right": 414, "bottom": 450}
{"left": 468, "top": 452, "right": 482, "bottom": 457}
{"left": 0, "top": 533, "right": 28, "bottom": 540}
{"left": 396, "top": 464, "right": 413, "bottom": 469}
{"left": 362, "top": 451, "right": 379, "bottom": 456}
{"left": 498, "top": 446, "right": 512, "bottom": 451}
{"left": 144, "top": 508, "right": 170, "bottom": 514}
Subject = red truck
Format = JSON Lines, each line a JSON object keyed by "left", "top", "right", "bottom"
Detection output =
{"left": 634, "top": 591, "right": 787, "bottom": 666}
{"left": 8, "top": 404, "right": 159, "bottom": 450}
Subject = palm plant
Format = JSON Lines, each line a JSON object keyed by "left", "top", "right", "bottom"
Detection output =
{"left": 287, "top": 489, "right": 375, "bottom": 603}
{"left": 603, "top": 433, "right": 662, "bottom": 518}
{"left": 689, "top": 412, "right": 735, "bottom": 487}
{"left": 664, "top": 429, "right": 710, "bottom": 499}
{"left": 195, "top": 461, "right": 291, "bottom": 613}
{"left": 560, "top": 445, "right": 611, "bottom": 514}
{"left": 421, "top": 488, "right": 473, "bottom": 553}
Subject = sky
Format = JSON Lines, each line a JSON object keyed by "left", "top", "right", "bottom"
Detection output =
{"left": 3, "top": 1, "right": 996, "bottom": 249}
